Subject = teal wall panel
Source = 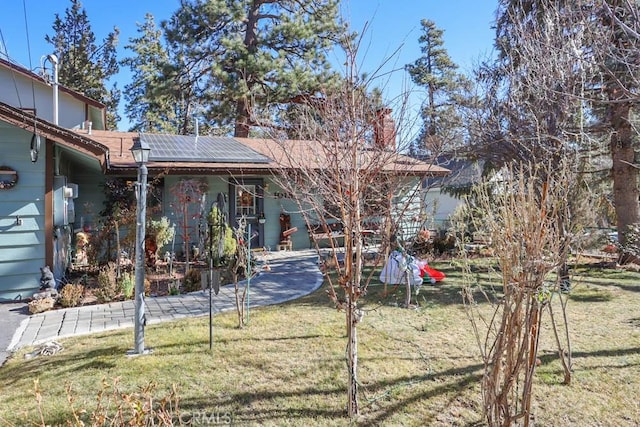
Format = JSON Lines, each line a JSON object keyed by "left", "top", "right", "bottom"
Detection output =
{"left": 0, "top": 125, "right": 46, "bottom": 301}
{"left": 0, "top": 245, "right": 42, "bottom": 262}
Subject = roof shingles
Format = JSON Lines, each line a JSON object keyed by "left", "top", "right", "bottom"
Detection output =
{"left": 77, "top": 130, "right": 450, "bottom": 177}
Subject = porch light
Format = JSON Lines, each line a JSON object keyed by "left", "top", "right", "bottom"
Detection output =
{"left": 258, "top": 212, "right": 266, "bottom": 224}
{"left": 130, "top": 139, "right": 151, "bottom": 165}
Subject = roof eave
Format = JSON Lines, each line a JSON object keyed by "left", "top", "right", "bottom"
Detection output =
{"left": 0, "top": 101, "right": 110, "bottom": 171}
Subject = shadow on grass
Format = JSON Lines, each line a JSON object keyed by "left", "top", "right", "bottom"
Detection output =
{"left": 626, "top": 317, "right": 640, "bottom": 328}
{"left": 179, "top": 388, "right": 347, "bottom": 423}
{"left": 174, "top": 363, "right": 485, "bottom": 426}
{"left": 590, "top": 280, "right": 640, "bottom": 294}
{"left": 568, "top": 288, "right": 614, "bottom": 302}
{"left": 548, "top": 345, "right": 640, "bottom": 362}
{"left": 571, "top": 276, "right": 640, "bottom": 295}
{"left": 206, "top": 344, "right": 640, "bottom": 425}
{"left": 357, "top": 363, "right": 484, "bottom": 426}
{"left": 538, "top": 346, "right": 640, "bottom": 385}
{"left": 0, "top": 345, "right": 122, "bottom": 387}
{"left": 148, "top": 333, "right": 342, "bottom": 356}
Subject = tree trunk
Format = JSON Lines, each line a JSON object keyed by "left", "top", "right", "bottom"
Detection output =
{"left": 234, "top": 280, "right": 246, "bottom": 329}
{"left": 233, "top": 2, "right": 260, "bottom": 139}
{"left": 234, "top": 99, "right": 251, "bottom": 138}
{"left": 609, "top": 99, "right": 640, "bottom": 262}
{"left": 405, "top": 270, "right": 412, "bottom": 308}
{"left": 115, "top": 220, "right": 121, "bottom": 279}
{"left": 346, "top": 297, "right": 359, "bottom": 417}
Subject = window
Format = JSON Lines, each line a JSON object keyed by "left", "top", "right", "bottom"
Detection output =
{"left": 236, "top": 185, "right": 256, "bottom": 217}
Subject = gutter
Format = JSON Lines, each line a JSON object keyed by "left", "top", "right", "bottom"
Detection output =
{"left": 0, "top": 101, "right": 110, "bottom": 172}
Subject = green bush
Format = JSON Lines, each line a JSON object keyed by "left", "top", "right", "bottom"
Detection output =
{"left": 119, "top": 273, "right": 135, "bottom": 300}
{"left": 169, "top": 281, "right": 180, "bottom": 295}
{"left": 147, "top": 217, "right": 175, "bottom": 250}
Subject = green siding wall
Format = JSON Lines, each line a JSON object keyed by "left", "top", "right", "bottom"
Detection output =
{"left": 61, "top": 152, "right": 106, "bottom": 233}
{"left": 162, "top": 176, "right": 311, "bottom": 253}
{"left": 0, "top": 124, "right": 46, "bottom": 301}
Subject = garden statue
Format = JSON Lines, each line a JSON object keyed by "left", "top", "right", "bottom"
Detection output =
{"left": 279, "top": 213, "right": 291, "bottom": 242}
{"left": 33, "top": 266, "right": 58, "bottom": 300}
{"left": 75, "top": 231, "right": 89, "bottom": 265}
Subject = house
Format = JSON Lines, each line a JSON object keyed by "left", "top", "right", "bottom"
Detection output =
{"left": 422, "top": 156, "right": 484, "bottom": 233}
{"left": 0, "top": 57, "right": 449, "bottom": 301}
{"left": 0, "top": 57, "right": 109, "bottom": 301}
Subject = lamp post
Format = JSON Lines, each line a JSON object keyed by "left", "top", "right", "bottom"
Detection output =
{"left": 131, "top": 139, "right": 151, "bottom": 355}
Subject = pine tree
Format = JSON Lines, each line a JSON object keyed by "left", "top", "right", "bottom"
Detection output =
{"left": 162, "top": 0, "right": 344, "bottom": 137}
{"left": 122, "top": 14, "right": 178, "bottom": 133}
{"left": 594, "top": 0, "right": 640, "bottom": 257}
{"left": 406, "top": 19, "right": 468, "bottom": 157}
{"left": 491, "top": 0, "right": 640, "bottom": 260}
{"left": 45, "top": 0, "right": 121, "bottom": 129}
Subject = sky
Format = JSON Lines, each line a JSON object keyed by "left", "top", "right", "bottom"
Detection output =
{"left": 0, "top": 0, "right": 498, "bottom": 132}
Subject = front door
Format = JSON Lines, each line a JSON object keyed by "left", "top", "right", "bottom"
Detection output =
{"left": 229, "top": 179, "right": 265, "bottom": 248}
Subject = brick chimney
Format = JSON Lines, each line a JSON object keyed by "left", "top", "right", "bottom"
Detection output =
{"left": 373, "top": 108, "right": 396, "bottom": 150}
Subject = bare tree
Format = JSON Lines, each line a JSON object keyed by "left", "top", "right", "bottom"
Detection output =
{"left": 255, "top": 42, "right": 443, "bottom": 416}
{"left": 457, "top": 3, "right": 608, "bottom": 424}
{"left": 460, "top": 162, "right": 574, "bottom": 426}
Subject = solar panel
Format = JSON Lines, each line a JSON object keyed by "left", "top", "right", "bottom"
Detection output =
{"left": 140, "top": 133, "right": 271, "bottom": 163}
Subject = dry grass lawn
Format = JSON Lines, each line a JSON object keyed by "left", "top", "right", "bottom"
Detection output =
{"left": 0, "top": 258, "right": 639, "bottom": 426}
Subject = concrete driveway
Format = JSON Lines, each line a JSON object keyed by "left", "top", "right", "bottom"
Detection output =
{"left": 0, "top": 301, "right": 29, "bottom": 366}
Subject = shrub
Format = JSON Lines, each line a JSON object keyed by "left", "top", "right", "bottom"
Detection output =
{"left": 182, "top": 268, "right": 202, "bottom": 293}
{"left": 119, "top": 273, "right": 135, "bottom": 300}
{"left": 207, "top": 205, "right": 237, "bottom": 263}
{"left": 168, "top": 280, "right": 180, "bottom": 295}
{"left": 147, "top": 217, "right": 175, "bottom": 249}
{"left": 59, "top": 283, "right": 85, "bottom": 308}
{"left": 95, "top": 263, "right": 119, "bottom": 303}
{"left": 30, "top": 378, "right": 181, "bottom": 426}
{"left": 433, "top": 234, "right": 456, "bottom": 255}
{"left": 410, "top": 232, "right": 456, "bottom": 257}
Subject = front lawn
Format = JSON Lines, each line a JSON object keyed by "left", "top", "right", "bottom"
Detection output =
{"left": 1, "top": 259, "right": 639, "bottom": 426}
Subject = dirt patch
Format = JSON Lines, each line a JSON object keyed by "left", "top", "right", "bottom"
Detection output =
{"left": 55, "top": 266, "right": 187, "bottom": 309}
{"left": 57, "top": 262, "right": 240, "bottom": 309}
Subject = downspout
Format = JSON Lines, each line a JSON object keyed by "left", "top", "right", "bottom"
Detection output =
{"left": 47, "top": 54, "right": 59, "bottom": 125}
{"left": 54, "top": 146, "right": 61, "bottom": 176}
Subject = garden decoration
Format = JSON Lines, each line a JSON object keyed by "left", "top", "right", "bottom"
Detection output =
{"left": 206, "top": 192, "right": 228, "bottom": 349}
{"left": 33, "top": 266, "right": 58, "bottom": 300}
{"left": 0, "top": 166, "right": 18, "bottom": 189}
{"left": 74, "top": 232, "right": 90, "bottom": 265}
{"left": 378, "top": 247, "right": 445, "bottom": 306}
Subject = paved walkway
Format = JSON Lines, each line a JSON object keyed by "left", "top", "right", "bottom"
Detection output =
{"left": 2, "top": 250, "right": 322, "bottom": 365}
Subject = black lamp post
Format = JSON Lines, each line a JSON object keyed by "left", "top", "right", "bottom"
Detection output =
{"left": 131, "top": 139, "right": 151, "bottom": 355}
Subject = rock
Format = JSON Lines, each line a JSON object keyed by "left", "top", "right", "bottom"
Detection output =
{"left": 28, "top": 296, "right": 55, "bottom": 314}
